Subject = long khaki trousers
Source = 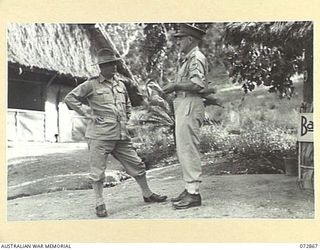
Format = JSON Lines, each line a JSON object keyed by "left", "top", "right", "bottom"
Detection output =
{"left": 174, "top": 96, "right": 205, "bottom": 183}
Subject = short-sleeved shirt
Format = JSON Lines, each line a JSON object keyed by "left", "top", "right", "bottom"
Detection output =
{"left": 176, "top": 46, "right": 208, "bottom": 90}
{"left": 64, "top": 74, "right": 131, "bottom": 140}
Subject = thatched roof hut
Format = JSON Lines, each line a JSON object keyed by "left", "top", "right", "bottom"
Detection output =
{"left": 7, "top": 23, "right": 100, "bottom": 79}
{"left": 7, "top": 23, "right": 143, "bottom": 106}
{"left": 7, "top": 23, "right": 144, "bottom": 142}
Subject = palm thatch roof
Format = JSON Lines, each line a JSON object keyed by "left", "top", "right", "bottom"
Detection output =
{"left": 7, "top": 23, "right": 99, "bottom": 78}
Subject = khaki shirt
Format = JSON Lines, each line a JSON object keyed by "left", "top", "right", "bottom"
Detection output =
{"left": 64, "top": 75, "right": 131, "bottom": 140}
{"left": 177, "top": 46, "right": 208, "bottom": 90}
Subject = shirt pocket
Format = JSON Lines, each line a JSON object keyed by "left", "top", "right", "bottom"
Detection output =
{"left": 95, "top": 89, "right": 113, "bottom": 103}
{"left": 115, "top": 86, "right": 126, "bottom": 103}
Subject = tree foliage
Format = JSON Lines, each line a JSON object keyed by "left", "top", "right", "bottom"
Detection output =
{"left": 84, "top": 22, "right": 313, "bottom": 101}
{"left": 223, "top": 21, "right": 313, "bottom": 98}
{"left": 143, "top": 24, "right": 167, "bottom": 77}
{"left": 88, "top": 21, "right": 313, "bottom": 125}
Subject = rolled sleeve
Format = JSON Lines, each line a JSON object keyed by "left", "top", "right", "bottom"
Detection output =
{"left": 64, "top": 81, "right": 93, "bottom": 116}
{"left": 188, "top": 56, "right": 207, "bottom": 89}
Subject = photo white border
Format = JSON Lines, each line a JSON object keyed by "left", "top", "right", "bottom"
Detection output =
{"left": 0, "top": 0, "right": 319, "bottom": 243}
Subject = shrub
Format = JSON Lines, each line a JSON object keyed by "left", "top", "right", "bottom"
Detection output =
{"left": 132, "top": 125, "right": 175, "bottom": 168}
{"left": 199, "top": 125, "right": 232, "bottom": 153}
{"left": 130, "top": 114, "right": 297, "bottom": 171}
{"left": 199, "top": 122, "right": 297, "bottom": 161}
{"left": 235, "top": 122, "right": 297, "bottom": 157}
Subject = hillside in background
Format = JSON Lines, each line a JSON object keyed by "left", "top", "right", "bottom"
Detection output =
{"left": 205, "top": 70, "right": 303, "bottom": 132}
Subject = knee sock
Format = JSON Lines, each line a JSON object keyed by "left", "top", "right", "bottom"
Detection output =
{"left": 134, "top": 173, "right": 153, "bottom": 198}
{"left": 185, "top": 182, "right": 200, "bottom": 194}
{"left": 92, "top": 181, "right": 105, "bottom": 206}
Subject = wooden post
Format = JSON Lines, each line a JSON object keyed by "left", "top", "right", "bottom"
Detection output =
{"left": 298, "top": 108, "right": 314, "bottom": 189}
{"left": 297, "top": 35, "right": 314, "bottom": 189}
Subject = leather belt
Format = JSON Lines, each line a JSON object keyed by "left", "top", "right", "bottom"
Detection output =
{"left": 93, "top": 111, "right": 121, "bottom": 121}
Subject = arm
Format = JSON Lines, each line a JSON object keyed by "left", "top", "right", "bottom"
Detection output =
{"left": 64, "top": 81, "right": 93, "bottom": 118}
{"left": 203, "top": 94, "right": 224, "bottom": 108}
{"left": 162, "top": 80, "right": 202, "bottom": 94}
{"left": 168, "top": 80, "right": 217, "bottom": 94}
{"left": 163, "top": 53, "right": 208, "bottom": 94}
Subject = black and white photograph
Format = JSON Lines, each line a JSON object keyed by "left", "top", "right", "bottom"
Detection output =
{"left": 6, "top": 21, "right": 314, "bottom": 221}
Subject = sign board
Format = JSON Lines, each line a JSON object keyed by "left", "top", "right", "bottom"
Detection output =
{"left": 298, "top": 113, "right": 313, "bottom": 142}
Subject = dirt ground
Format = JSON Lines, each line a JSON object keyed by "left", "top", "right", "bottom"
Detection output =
{"left": 6, "top": 142, "right": 314, "bottom": 221}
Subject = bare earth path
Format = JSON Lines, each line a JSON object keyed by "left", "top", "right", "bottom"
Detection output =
{"left": 6, "top": 142, "right": 314, "bottom": 221}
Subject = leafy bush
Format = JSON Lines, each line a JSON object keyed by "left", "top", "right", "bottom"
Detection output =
{"left": 199, "top": 125, "right": 232, "bottom": 153}
{"left": 132, "top": 125, "right": 175, "bottom": 168}
{"left": 199, "top": 122, "right": 297, "bottom": 161}
{"left": 235, "top": 122, "right": 297, "bottom": 157}
{"left": 130, "top": 106, "right": 297, "bottom": 172}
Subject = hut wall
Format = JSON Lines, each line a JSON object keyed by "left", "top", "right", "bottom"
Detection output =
{"left": 8, "top": 79, "right": 45, "bottom": 111}
{"left": 7, "top": 66, "right": 88, "bottom": 142}
{"left": 7, "top": 73, "right": 46, "bottom": 142}
{"left": 61, "top": 110, "right": 88, "bottom": 142}
{"left": 45, "top": 83, "right": 59, "bottom": 142}
{"left": 7, "top": 109, "right": 45, "bottom": 142}
{"left": 58, "top": 107, "right": 88, "bottom": 142}
{"left": 45, "top": 81, "right": 88, "bottom": 142}
{"left": 54, "top": 83, "right": 88, "bottom": 142}
{"left": 57, "top": 89, "right": 88, "bottom": 142}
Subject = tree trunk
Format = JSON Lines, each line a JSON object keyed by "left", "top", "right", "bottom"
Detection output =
{"left": 303, "top": 44, "right": 313, "bottom": 109}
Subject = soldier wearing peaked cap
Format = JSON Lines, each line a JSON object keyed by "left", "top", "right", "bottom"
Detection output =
{"left": 173, "top": 23, "right": 206, "bottom": 39}
{"left": 64, "top": 48, "right": 167, "bottom": 218}
{"left": 163, "top": 23, "right": 210, "bottom": 209}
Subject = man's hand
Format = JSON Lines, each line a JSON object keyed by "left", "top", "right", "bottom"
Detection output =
{"left": 162, "top": 83, "right": 176, "bottom": 94}
{"left": 199, "top": 86, "right": 217, "bottom": 95}
{"left": 203, "top": 95, "right": 224, "bottom": 108}
{"left": 84, "top": 113, "right": 98, "bottom": 122}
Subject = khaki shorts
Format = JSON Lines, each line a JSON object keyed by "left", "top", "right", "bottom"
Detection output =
{"left": 87, "top": 139, "right": 146, "bottom": 182}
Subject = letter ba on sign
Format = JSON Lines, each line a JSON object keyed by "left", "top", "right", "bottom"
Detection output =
{"left": 298, "top": 113, "right": 313, "bottom": 142}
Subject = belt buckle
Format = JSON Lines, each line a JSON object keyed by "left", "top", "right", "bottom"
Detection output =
{"left": 176, "top": 91, "right": 186, "bottom": 98}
